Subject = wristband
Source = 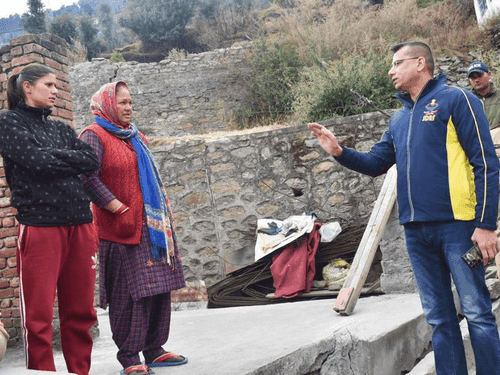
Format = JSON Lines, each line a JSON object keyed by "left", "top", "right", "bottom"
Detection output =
{"left": 114, "top": 203, "right": 129, "bottom": 215}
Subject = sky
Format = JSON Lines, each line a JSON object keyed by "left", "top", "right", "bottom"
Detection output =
{"left": 1, "top": 0, "right": 78, "bottom": 19}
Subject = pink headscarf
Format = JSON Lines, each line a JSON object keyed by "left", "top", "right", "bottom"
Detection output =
{"left": 90, "top": 81, "right": 130, "bottom": 128}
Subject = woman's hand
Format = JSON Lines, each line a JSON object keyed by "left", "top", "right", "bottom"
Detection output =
{"left": 105, "top": 199, "right": 129, "bottom": 214}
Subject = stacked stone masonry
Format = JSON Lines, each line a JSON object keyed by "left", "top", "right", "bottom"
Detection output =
{"left": 0, "top": 32, "right": 484, "bottom": 345}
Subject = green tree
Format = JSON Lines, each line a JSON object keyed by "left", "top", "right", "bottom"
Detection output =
{"left": 96, "top": 3, "right": 115, "bottom": 51}
{"left": 249, "top": 40, "right": 304, "bottom": 118}
{"left": 79, "top": 15, "right": 104, "bottom": 60}
{"left": 119, "top": 0, "right": 197, "bottom": 50}
{"left": 22, "top": 0, "right": 46, "bottom": 34}
{"left": 49, "top": 13, "right": 78, "bottom": 44}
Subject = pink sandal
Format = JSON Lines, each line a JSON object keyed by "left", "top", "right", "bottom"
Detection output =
{"left": 120, "top": 364, "right": 154, "bottom": 375}
{"left": 147, "top": 352, "right": 188, "bottom": 367}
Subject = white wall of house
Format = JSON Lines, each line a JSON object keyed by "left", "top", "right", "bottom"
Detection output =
{"left": 475, "top": 0, "right": 500, "bottom": 26}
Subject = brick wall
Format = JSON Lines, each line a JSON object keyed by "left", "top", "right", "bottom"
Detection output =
{"left": 0, "top": 33, "right": 75, "bottom": 346}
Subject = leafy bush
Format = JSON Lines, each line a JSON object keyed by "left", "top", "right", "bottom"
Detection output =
{"left": 292, "top": 52, "right": 400, "bottom": 123}
{"left": 249, "top": 40, "right": 304, "bottom": 118}
{"left": 109, "top": 51, "right": 126, "bottom": 63}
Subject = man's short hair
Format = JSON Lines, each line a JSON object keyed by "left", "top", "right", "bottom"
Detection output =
{"left": 468, "top": 61, "right": 489, "bottom": 78}
{"left": 390, "top": 41, "right": 434, "bottom": 75}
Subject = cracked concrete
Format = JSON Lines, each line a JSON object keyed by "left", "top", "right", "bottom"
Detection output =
{"left": 5, "top": 294, "right": 434, "bottom": 375}
{"left": 2, "top": 293, "right": 498, "bottom": 375}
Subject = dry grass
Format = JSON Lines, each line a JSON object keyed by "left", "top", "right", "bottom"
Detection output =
{"left": 262, "top": 0, "right": 489, "bottom": 61}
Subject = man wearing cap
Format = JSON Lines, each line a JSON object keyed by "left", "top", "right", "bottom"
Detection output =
{"left": 468, "top": 61, "right": 500, "bottom": 131}
{"left": 469, "top": 61, "right": 500, "bottom": 278}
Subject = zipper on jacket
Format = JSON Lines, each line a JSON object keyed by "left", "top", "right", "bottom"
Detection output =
{"left": 404, "top": 79, "right": 434, "bottom": 223}
{"left": 407, "top": 107, "right": 415, "bottom": 222}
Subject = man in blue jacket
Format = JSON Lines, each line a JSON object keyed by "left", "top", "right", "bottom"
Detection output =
{"left": 309, "top": 41, "right": 500, "bottom": 375}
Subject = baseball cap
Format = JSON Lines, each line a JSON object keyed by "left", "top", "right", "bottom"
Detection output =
{"left": 468, "top": 61, "right": 489, "bottom": 77}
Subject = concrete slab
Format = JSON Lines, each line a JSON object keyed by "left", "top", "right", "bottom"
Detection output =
{"left": 0, "top": 294, "right": 431, "bottom": 375}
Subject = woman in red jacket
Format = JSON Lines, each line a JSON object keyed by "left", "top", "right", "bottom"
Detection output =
{"left": 79, "top": 81, "right": 187, "bottom": 375}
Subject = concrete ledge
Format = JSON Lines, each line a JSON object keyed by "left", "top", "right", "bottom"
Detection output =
{"left": 2, "top": 294, "right": 432, "bottom": 375}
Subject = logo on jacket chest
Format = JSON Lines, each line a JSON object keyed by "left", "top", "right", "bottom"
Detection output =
{"left": 422, "top": 99, "right": 439, "bottom": 122}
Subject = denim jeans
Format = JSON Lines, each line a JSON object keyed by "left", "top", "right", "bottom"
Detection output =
{"left": 404, "top": 220, "right": 500, "bottom": 375}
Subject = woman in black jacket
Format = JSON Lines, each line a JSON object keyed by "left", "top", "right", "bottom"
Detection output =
{"left": 0, "top": 64, "right": 99, "bottom": 375}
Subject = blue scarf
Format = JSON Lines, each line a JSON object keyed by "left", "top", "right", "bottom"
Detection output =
{"left": 95, "top": 116, "right": 170, "bottom": 261}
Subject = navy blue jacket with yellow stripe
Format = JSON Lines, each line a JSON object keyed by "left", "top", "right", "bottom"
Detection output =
{"left": 337, "top": 73, "right": 500, "bottom": 230}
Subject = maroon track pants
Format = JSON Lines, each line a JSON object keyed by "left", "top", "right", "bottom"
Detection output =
{"left": 17, "top": 223, "right": 98, "bottom": 375}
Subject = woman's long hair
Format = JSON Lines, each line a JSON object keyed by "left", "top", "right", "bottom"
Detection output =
{"left": 7, "top": 64, "right": 54, "bottom": 110}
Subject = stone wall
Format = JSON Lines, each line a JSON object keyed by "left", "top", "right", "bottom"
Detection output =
{"left": 155, "top": 112, "right": 392, "bottom": 284}
{"left": 69, "top": 42, "right": 254, "bottom": 137}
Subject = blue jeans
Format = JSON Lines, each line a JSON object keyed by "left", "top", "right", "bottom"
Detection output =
{"left": 404, "top": 221, "right": 500, "bottom": 375}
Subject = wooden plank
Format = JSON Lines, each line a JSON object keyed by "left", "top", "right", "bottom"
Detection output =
{"left": 333, "top": 165, "right": 397, "bottom": 315}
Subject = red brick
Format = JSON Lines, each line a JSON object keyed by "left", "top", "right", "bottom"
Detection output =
{"left": 0, "top": 248, "right": 16, "bottom": 259}
{"left": 0, "top": 227, "right": 17, "bottom": 238}
{"left": 58, "top": 108, "right": 73, "bottom": 121}
{"left": 0, "top": 299, "right": 11, "bottom": 308}
{"left": 0, "top": 279, "right": 8, "bottom": 289}
{"left": 12, "top": 299, "right": 19, "bottom": 307}
{"left": 0, "top": 259, "right": 6, "bottom": 268}
{"left": 65, "top": 101, "right": 73, "bottom": 111}
{"left": 0, "top": 74, "right": 7, "bottom": 83}
{"left": 1, "top": 308, "right": 13, "bottom": 318}
{"left": 4, "top": 237, "right": 17, "bottom": 249}
{"left": 10, "top": 46, "right": 23, "bottom": 56}
{"left": 0, "top": 207, "right": 17, "bottom": 219}
{"left": 2, "top": 217, "right": 15, "bottom": 228}
{"left": 54, "top": 71, "right": 69, "bottom": 83}
{"left": 55, "top": 98, "right": 65, "bottom": 108}
{"left": 6, "top": 257, "right": 16, "bottom": 268}
{"left": 23, "top": 43, "right": 49, "bottom": 57}
{"left": 0, "top": 91, "right": 6, "bottom": 101}
{"left": 0, "top": 289, "right": 13, "bottom": 298}
{"left": 56, "top": 90, "right": 72, "bottom": 102}
{"left": 2, "top": 268, "right": 17, "bottom": 278}
{"left": 45, "top": 58, "right": 62, "bottom": 71}
{"left": 11, "top": 307, "right": 20, "bottom": 317}
{"left": 9, "top": 277, "right": 19, "bottom": 288}
{"left": 10, "top": 54, "right": 45, "bottom": 68}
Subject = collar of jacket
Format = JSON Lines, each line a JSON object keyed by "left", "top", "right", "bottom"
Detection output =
{"left": 472, "top": 81, "right": 497, "bottom": 99}
{"left": 394, "top": 73, "right": 447, "bottom": 108}
{"left": 16, "top": 101, "right": 53, "bottom": 122}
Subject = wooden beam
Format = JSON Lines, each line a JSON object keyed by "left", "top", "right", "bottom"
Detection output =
{"left": 333, "top": 165, "right": 397, "bottom": 315}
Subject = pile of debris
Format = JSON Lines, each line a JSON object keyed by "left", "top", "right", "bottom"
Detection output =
{"left": 207, "top": 218, "right": 383, "bottom": 308}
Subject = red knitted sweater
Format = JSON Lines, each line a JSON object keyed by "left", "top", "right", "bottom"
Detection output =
{"left": 84, "top": 124, "right": 145, "bottom": 245}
